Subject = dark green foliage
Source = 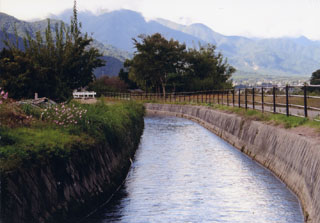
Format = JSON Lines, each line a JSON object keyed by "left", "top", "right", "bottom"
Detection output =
{"left": 126, "top": 33, "right": 235, "bottom": 94}
{"left": 311, "top": 69, "right": 320, "bottom": 85}
{"left": 181, "top": 44, "right": 234, "bottom": 91}
{"left": 88, "top": 75, "right": 127, "bottom": 95}
{"left": 118, "top": 68, "right": 138, "bottom": 89}
{"left": 0, "top": 2, "right": 104, "bottom": 101}
{"left": 127, "top": 33, "right": 187, "bottom": 96}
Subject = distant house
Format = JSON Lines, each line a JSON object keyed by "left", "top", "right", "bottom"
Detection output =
{"left": 73, "top": 91, "right": 96, "bottom": 99}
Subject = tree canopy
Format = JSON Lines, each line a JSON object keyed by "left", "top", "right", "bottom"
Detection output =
{"left": 127, "top": 33, "right": 187, "bottom": 96}
{"left": 0, "top": 1, "right": 104, "bottom": 101}
{"left": 311, "top": 69, "right": 320, "bottom": 85}
{"left": 124, "top": 33, "right": 235, "bottom": 95}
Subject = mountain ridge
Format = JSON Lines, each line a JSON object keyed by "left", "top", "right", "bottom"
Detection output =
{"left": 1, "top": 10, "right": 320, "bottom": 78}
{"left": 53, "top": 9, "right": 320, "bottom": 77}
{"left": 0, "top": 12, "right": 127, "bottom": 77}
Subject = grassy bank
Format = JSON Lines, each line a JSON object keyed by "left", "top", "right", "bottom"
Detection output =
{"left": 109, "top": 95, "right": 320, "bottom": 130}
{"left": 0, "top": 100, "right": 145, "bottom": 172}
{"left": 185, "top": 102, "right": 320, "bottom": 130}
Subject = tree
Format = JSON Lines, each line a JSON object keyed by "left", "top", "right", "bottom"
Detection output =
{"left": 125, "top": 34, "right": 235, "bottom": 94}
{"left": 311, "top": 69, "right": 320, "bottom": 85}
{"left": 0, "top": 1, "right": 104, "bottom": 101}
{"left": 184, "top": 44, "right": 235, "bottom": 91}
{"left": 88, "top": 75, "right": 127, "bottom": 96}
{"left": 127, "top": 33, "right": 187, "bottom": 97}
{"left": 118, "top": 67, "right": 138, "bottom": 89}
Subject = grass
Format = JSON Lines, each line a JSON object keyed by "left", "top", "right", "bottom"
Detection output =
{"left": 0, "top": 100, "right": 145, "bottom": 172}
{"left": 105, "top": 95, "right": 320, "bottom": 130}
{"left": 206, "top": 103, "right": 316, "bottom": 129}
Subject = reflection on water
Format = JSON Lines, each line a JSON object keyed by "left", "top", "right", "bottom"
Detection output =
{"left": 80, "top": 115, "right": 302, "bottom": 222}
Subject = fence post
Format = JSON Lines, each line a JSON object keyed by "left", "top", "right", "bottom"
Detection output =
{"left": 304, "top": 84, "right": 308, "bottom": 117}
{"left": 238, "top": 89, "right": 241, "bottom": 108}
{"left": 201, "top": 92, "right": 203, "bottom": 103}
{"left": 227, "top": 90, "right": 229, "bottom": 106}
{"left": 252, "top": 88, "right": 255, "bottom": 110}
{"left": 245, "top": 88, "right": 248, "bottom": 110}
{"left": 206, "top": 91, "right": 208, "bottom": 103}
{"left": 286, "top": 85, "right": 289, "bottom": 116}
{"left": 232, "top": 89, "right": 235, "bottom": 107}
{"left": 222, "top": 90, "right": 224, "bottom": 105}
{"left": 218, "top": 91, "right": 220, "bottom": 104}
{"left": 273, "top": 86, "right": 276, "bottom": 113}
{"left": 261, "top": 87, "right": 264, "bottom": 113}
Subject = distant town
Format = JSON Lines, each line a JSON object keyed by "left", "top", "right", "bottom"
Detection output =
{"left": 232, "top": 75, "right": 310, "bottom": 87}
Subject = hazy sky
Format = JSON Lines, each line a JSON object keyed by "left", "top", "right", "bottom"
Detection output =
{"left": 1, "top": 0, "right": 320, "bottom": 40}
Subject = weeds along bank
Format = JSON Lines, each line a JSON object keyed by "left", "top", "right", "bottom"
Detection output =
{"left": 146, "top": 103, "right": 319, "bottom": 223}
{"left": 0, "top": 100, "right": 145, "bottom": 223}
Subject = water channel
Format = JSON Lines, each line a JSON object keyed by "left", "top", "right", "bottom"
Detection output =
{"left": 83, "top": 115, "right": 303, "bottom": 223}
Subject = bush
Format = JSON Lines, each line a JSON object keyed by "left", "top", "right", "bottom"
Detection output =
{"left": 88, "top": 76, "right": 128, "bottom": 96}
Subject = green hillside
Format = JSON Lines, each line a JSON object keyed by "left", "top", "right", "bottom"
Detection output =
{"left": 0, "top": 12, "right": 129, "bottom": 76}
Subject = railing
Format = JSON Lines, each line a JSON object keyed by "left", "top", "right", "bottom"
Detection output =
{"left": 102, "top": 85, "right": 320, "bottom": 119}
{"left": 73, "top": 91, "right": 97, "bottom": 99}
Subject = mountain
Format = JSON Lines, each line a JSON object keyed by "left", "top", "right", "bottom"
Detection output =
{"left": 52, "top": 9, "right": 206, "bottom": 52}
{"left": 2, "top": 10, "right": 320, "bottom": 78}
{"left": 156, "top": 18, "right": 320, "bottom": 76}
{"left": 0, "top": 12, "right": 127, "bottom": 76}
{"left": 52, "top": 9, "right": 320, "bottom": 77}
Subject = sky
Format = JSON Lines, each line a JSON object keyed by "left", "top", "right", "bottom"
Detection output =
{"left": 1, "top": 0, "right": 320, "bottom": 40}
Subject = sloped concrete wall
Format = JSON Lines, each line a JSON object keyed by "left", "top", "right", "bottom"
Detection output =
{"left": 146, "top": 103, "right": 319, "bottom": 223}
{"left": 1, "top": 120, "right": 144, "bottom": 223}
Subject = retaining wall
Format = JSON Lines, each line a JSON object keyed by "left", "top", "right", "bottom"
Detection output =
{"left": 146, "top": 103, "right": 320, "bottom": 223}
{"left": 0, "top": 118, "right": 144, "bottom": 223}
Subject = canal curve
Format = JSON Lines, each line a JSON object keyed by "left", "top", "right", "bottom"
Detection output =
{"left": 83, "top": 115, "right": 303, "bottom": 223}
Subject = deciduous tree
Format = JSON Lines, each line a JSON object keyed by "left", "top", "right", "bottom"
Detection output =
{"left": 0, "top": 1, "right": 104, "bottom": 101}
{"left": 311, "top": 69, "right": 320, "bottom": 85}
{"left": 127, "top": 33, "right": 186, "bottom": 97}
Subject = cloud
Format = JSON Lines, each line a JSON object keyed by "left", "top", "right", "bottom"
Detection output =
{"left": 1, "top": 0, "right": 320, "bottom": 40}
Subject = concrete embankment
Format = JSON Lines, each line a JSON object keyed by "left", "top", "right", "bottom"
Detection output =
{"left": 146, "top": 103, "right": 319, "bottom": 223}
{"left": 0, "top": 113, "right": 144, "bottom": 223}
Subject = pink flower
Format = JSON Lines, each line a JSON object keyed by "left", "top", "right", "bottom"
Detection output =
{"left": 3, "top": 92, "right": 8, "bottom": 99}
{"left": 1, "top": 91, "right": 4, "bottom": 96}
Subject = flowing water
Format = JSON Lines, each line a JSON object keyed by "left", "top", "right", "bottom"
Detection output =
{"left": 82, "top": 115, "right": 303, "bottom": 223}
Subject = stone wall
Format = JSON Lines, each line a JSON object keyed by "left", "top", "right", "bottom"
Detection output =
{"left": 1, "top": 120, "right": 144, "bottom": 223}
{"left": 146, "top": 103, "right": 320, "bottom": 223}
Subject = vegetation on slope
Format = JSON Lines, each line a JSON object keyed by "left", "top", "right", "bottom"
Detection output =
{"left": 0, "top": 100, "right": 145, "bottom": 172}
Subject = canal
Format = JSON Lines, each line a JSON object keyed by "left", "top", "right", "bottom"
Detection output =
{"left": 83, "top": 115, "right": 303, "bottom": 223}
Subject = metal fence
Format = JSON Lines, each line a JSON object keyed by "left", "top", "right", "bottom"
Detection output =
{"left": 102, "top": 84, "right": 320, "bottom": 119}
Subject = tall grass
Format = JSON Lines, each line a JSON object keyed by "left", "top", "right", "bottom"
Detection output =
{"left": 0, "top": 101, "right": 145, "bottom": 172}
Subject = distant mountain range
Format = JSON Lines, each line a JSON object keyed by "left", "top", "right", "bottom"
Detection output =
{"left": 51, "top": 9, "right": 320, "bottom": 77}
{"left": 0, "top": 12, "right": 127, "bottom": 77}
{"left": 1, "top": 10, "right": 320, "bottom": 79}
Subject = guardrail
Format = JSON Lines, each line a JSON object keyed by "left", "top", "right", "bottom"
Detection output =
{"left": 102, "top": 85, "right": 320, "bottom": 119}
